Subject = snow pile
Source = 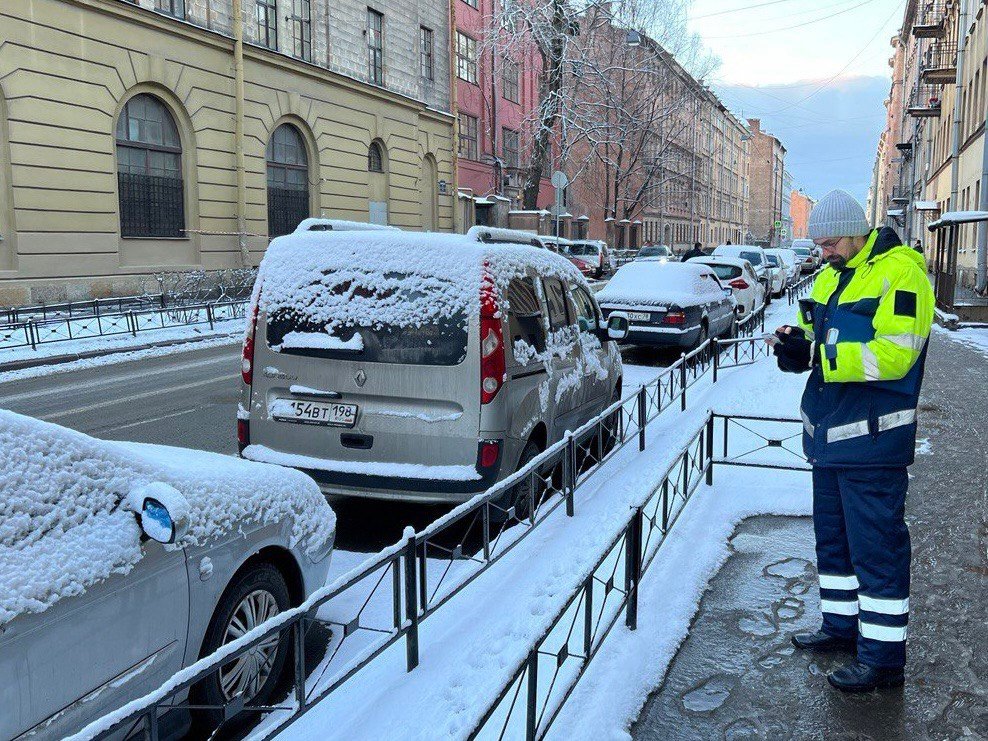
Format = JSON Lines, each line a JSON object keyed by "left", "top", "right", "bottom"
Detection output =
{"left": 273, "top": 330, "right": 364, "bottom": 353}
{"left": 597, "top": 262, "right": 727, "bottom": 308}
{"left": 0, "top": 410, "right": 335, "bottom": 626}
{"left": 255, "top": 230, "right": 585, "bottom": 335}
{"left": 293, "top": 218, "right": 399, "bottom": 233}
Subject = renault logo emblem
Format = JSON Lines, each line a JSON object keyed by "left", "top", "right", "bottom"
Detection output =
{"left": 354, "top": 369, "right": 367, "bottom": 387}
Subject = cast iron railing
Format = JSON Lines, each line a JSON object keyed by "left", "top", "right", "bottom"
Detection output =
{"left": 77, "top": 282, "right": 816, "bottom": 740}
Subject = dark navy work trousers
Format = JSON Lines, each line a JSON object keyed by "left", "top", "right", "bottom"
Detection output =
{"left": 812, "top": 466, "right": 911, "bottom": 669}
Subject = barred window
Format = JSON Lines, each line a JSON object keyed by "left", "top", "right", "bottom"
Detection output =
{"left": 456, "top": 33, "right": 478, "bottom": 84}
{"left": 502, "top": 59, "right": 520, "bottom": 103}
{"left": 256, "top": 0, "right": 277, "bottom": 50}
{"left": 502, "top": 128, "right": 520, "bottom": 169}
{"left": 420, "top": 26, "right": 434, "bottom": 81}
{"left": 267, "top": 124, "right": 310, "bottom": 238}
{"left": 367, "top": 9, "right": 384, "bottom": 86}
{"left": 458, "top": 113, "right": 478, "bottom": 160}
{"left": 115, "top": 94, "right": 185, "bottom": 238}
{"left": 460, "top": 0, "right": 478, "bottom": 8}
{"left": 291, "top": 0, "right": 311, "bottom": 61}
{"left": 154, "top": 0, "right": 184, "bottom": 19}
{"left": 368, "top": 142, "right": 385, "bottom": 173}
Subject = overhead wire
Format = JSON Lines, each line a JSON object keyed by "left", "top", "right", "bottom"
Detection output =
{"left": 703, "top": 0, "right": 882, "bottom": 40}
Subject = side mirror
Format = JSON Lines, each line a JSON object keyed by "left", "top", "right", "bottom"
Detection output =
{"left": 604, "top": 311, "right": 629, "bottom": 341}
{"left": 129, "top": 483, "right": 190, "bottom": 545}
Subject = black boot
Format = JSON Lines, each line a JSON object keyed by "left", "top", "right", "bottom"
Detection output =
{"left": 791, "top": 630, "right": 856, "bottom": 652}
{"left": 828, "top": 659, "right": 904, "bottom": 692}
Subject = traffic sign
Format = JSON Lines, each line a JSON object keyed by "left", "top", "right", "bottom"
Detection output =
{"left": 551, "top": 170, "right": 569, "bottom": 189}
{"left": 773, "top": 220, "right": 782, "bottom": 229}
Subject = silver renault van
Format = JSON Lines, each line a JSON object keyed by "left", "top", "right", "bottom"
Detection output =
{"left": 238, "top": 229, "right": 628, "bottom": 509}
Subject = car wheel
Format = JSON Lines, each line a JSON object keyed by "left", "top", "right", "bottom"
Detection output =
{"left": 191, "top": 564, "right": 292, "bottom": 731}
{"left": 695, "top": 321, "right": 709, "bottom": 349}
{"left": 722, "top": 316, "right": 738, "bottom": 339}
{"left": 602, "top": 387, "right": 622, "bottom": 454}
{"left": 493, "top": 438, "right": 545, "bottom": 524}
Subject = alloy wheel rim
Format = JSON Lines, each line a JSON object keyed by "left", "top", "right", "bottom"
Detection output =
{"left": 218, "top": 589, "right": 281, "bottom": 702}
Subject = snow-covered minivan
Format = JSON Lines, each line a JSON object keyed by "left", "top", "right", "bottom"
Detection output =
{"left": 238, "top": 229, "right": 629, "bottom": 512}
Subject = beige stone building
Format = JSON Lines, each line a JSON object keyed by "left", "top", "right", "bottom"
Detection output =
{"left": 0, "top": 0, "right": 456, "bottom": 304}
{"left": 746, "top": 118, "right": 786, "bottom": 247}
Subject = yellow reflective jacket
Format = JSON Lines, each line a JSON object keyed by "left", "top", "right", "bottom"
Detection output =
{"left": 796, "top": 227, "right": 934, "bottom": 467}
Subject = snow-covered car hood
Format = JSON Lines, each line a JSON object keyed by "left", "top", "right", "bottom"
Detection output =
{"left": 0, "top": 409, "right": 335, "bottom": 626}
{"left": 597, "top": 262, "right": 727, "bottom": 308}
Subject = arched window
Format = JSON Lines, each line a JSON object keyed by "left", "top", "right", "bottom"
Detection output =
{"left": 368, "top": 142, "right": 384, "bottom": 173}
{"left": 266, "top": 123, "right": 310, "bottom": 238}
{"left": 115, "top": 94, "right": 185, "bottom": 238}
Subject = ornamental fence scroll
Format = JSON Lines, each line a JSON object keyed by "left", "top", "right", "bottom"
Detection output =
{"left": 0, "top": 299, "right": 248, "bottom": 353}
{"left": 79, "top": 279, "right": 817, "bottom": 741}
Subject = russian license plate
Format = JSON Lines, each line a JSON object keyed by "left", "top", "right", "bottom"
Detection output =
{"left": 271, "top": 399, "right": 358, "bottom": 427}
{"left": 628, "top": 311, "right": 651, "bottom": 322}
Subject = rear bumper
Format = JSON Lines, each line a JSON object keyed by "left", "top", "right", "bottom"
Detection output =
{"left": 308, "top": 465, "right": 502, "bottom": 504}
{"left": 623, "top": 324, "right": 698, "bottom": 347}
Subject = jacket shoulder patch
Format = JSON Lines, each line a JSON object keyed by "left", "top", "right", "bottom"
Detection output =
{"left": 894, "top": 289, "right": 917, "bottom": 317}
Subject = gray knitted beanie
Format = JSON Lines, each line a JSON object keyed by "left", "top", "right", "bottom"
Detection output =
{"left": 807, "top": 189, "right": 871, "bottom": 240}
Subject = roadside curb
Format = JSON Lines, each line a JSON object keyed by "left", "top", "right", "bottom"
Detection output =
{"left": 0, "top": 331, "right": 240, "bottom": 373}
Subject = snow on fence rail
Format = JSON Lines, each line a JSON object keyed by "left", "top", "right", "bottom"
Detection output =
{"left": 0, "top": 299, "right": 247, "bottom": 352}
{"left": 77, "top": 279, "right": 817, "bottom": 741}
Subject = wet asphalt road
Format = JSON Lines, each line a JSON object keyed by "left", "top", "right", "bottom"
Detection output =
{"left": 632, "top": 330, "right": 988, "bottom": 740}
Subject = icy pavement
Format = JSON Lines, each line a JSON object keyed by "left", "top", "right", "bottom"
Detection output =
{"left": 628, "top": 329, "right": 988, "bottom": 740}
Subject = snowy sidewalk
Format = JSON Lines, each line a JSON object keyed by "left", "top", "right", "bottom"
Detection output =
{"left": 626, "top": 328, "right": 988, "bottom": 740}
{"left": 260, "top": 307, "right": 812, "bottom": 740}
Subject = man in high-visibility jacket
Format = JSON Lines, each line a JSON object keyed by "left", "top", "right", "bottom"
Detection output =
{"left": 771, "top": 189, "right": 934, "bottom": 693}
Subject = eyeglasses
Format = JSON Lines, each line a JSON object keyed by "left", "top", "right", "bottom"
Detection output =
{"left": 815, "top": 238, "right": 842, "bottom": 250}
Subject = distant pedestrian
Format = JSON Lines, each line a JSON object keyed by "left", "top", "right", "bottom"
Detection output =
{"left": 770, "top": 189, "right": 934, "bottom": 693}
{"left": 913, "top": 239, "right": 922, "bottom": 253}
{"left": 682, "top": 241, "right": 705, "bottom": 261}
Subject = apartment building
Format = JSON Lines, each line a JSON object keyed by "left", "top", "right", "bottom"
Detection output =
{"left": 790, "top": 189, "right": 816, "bottom": 239}
{"left": 0, "top": 0, "right": 455, "bottom": 304}
{"left": 747, "top": 118, "right": 787, "bottom": 247}
{"left": 452, "top": 0, "right": 555, "bottom": 231}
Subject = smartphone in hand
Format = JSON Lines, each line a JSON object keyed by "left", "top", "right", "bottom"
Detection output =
{"left": 762, "top": 332, "right": 781, "bottom": 347}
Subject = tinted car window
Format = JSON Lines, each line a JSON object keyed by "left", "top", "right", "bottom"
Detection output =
{"left": 542, "top": 277, "right": 572, "bottom": 330}
{"left": 639, "top": 245, "right": 669, "bottom": 258}
{"left": 766, "top": 255, "right": 780, "bottom": 267}
{"left": 740, "top": 251, "right": 763, "bottom": 266}
{"left": 506, "top": 276, "right": 547, "bottom": 356}
{"left": 570, "top": 285, "right": 598, "bottom": 334}
{"left": 707, "top": 264, "right": 742, "bottom": 281}
{"left": 265, "top": 271, "right": 468, "bottom": 366}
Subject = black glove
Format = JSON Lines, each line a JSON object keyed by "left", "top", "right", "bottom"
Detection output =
{"left": 773, "top": 327, "right": 816, "bottom": 373}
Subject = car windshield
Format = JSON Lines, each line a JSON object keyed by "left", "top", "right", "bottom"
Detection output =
{"left": 567, "top": 242, "right": 601, "bottom": 257}
{"left": 638, "top": 246, "right": 669, "bottom": 257}
{"left": 705, "top": 264, "right": 742, "bottom": 281}
{"left": 794, "top": 248, "right": 811, "bottom": 256}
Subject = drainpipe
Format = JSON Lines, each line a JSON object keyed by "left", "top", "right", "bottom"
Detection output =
{"left": 977, "top": 34, "right": 988, "bottom": 290}
{"left": 948, "top": 2, "right": 968, "bottom": 211}
{"left": 449, "top": 0, "right": 461, "bottom": 232}
{"left": 232, "top": 0, "right": 249, "bottom": 266}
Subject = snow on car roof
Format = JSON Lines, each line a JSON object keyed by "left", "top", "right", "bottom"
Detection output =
{"left": 690, "top": 255, "right": 753, "bottom": 268}
{"left": 293, "top": 217, "right": 399, "bottom": 233}
{"left": 596, "top": 261, "right": 726, "bottom": 308}
{"left": 0, "top": 410, "right": 335, "bottom": 626}
{"left": 256, "top": 229, "right": 585, "bottom": 330}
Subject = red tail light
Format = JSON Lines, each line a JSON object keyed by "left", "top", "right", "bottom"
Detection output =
{"left": 237, "top": 418, "right": 250, "bottom": 452}
{"left": 242, "top": 297, "right": 259, "bottom": 386}
{"left": 663, "top": 311, "right": 687, "bottom": 325}
{"left": 478, "top": 440, "right": 502, "bottom": 469}
{"left": 480, "top": 265, "right": 505, "bottom": 405}
{"left": 729, "top": 278, "right": 750, "bottom": 290}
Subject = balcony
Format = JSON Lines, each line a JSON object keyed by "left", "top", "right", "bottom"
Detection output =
{"left": 895, "top": 141, "right": 914, "bottom": 154}
{"left": 891, "top": 185, "right": 910, "bottom": 204}
{"left": 921, "top": 40, "right": 957, "bottom": 84}
{"left": 913, "top": 1, "right": 946, "bottom": 38}
{"left": 907, "top": 83, "right": 944, "bottom": 117}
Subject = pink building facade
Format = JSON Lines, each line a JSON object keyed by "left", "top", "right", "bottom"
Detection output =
{"left": 453, "top": 0, "right": 556, "bottom": 230}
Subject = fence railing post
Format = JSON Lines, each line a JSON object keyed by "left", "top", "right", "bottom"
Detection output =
{"left": 679, "top": 354, "right": 687, "bottom": 411}
{"left": 566, "top": 434, "right": 577, "bottom": 517}
{"left": 526, "top": 649, "right": 539, "bottom": 741}
{"left": 403, "top": 533, "right": 419, "bottom": 671}
{"left": 293, "top": 617, "right": 307, "bottom": 711}
{"left": 712, "top": 339, "right": 720, "bottom": 383}
{"left": 27, "top": 320, "right": 37, "bottom": 350}
{"left": 637, "top": 386, "right": 646, "bottom": 451}
{"left": 206, "top": 303, "right": 215, "bottom": 329}
{"left": 706, "top": 414, "right": 715, "bottom": 485}
{"left": 128, "top": 310, "right": 138, "bottom": 337}
{"left": 625, "top": 507, "right": 643, "bottom": 630}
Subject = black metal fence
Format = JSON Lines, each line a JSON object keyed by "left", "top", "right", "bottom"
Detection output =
{"left": 0, "top": 299, "right": 247, "bottom": 353}
{"left": 78, "top": 275, "right": 818, "bottom": 741}
{"left": 469, "top": 412, "right": 809, "bottom": 740}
